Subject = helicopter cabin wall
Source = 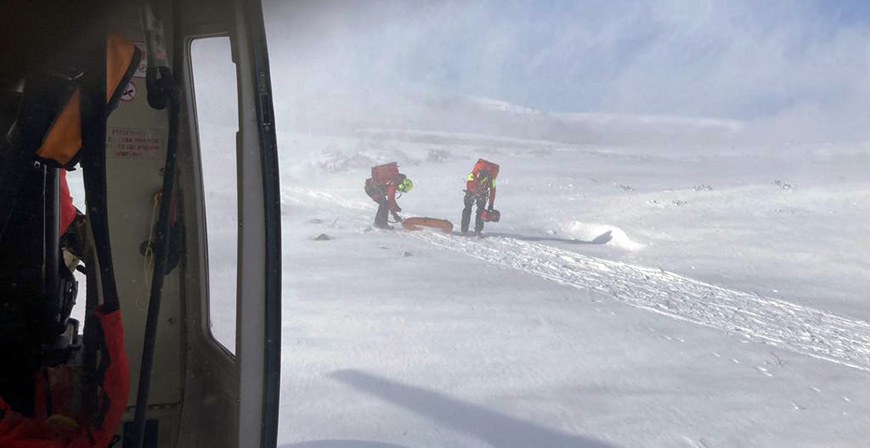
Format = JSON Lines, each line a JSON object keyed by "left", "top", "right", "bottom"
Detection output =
{"left": 103, "top": 0, "right": 185, "bottom": 446}
{"left": 105, "top": 0, "right": 250, "bottom": 445}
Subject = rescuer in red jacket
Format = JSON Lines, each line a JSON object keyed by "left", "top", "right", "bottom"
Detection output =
{"left": 365, "top": 162, "right": 414, "bottom": 229}
{"left": 461, "top": 159, "right": 499, "bottom": 236}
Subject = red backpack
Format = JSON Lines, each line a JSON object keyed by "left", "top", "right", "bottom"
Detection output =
{"left": 472, "top": 159, "right": 499, "bottom": 179}
{"left": 371, "top": 162, "right": 400, "bottom": 186}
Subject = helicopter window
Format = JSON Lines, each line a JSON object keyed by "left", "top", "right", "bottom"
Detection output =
{"left": 66, "top": 169, "right": 87, "bottom": 328}
{"left": 190, "top": 36, "right": 239, "bottom": 354}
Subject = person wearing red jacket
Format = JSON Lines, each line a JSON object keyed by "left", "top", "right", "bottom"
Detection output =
{"left": 461, "top": 167, "right": 497, "bottom": 236}
{"left": 365, "top": 167, "right": 414, "bottom": 229}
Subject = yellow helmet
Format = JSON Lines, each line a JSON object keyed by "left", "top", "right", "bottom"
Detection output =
{"left": 398, "top": 177, "right": 413, "bottom": 193}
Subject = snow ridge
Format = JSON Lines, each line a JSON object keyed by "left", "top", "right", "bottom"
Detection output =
{"left": 415, "top": 232, "right": 870, "bottom": 372}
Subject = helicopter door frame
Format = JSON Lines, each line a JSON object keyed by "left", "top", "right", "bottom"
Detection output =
{"left": 232, "top": 0, "right": 281, "bottom": 446}
{"left": 175, "top": 0, "right": 280, "bottom": 446}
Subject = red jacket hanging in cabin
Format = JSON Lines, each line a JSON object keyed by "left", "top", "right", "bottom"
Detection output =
{"left": 0, "top": 308, "right": 129, "bottom": 448}
{"left": 59, "top": 170, "right": 76, "bottom": 233}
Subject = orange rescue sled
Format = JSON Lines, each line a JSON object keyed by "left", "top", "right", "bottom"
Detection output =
{"left": 402, "top": 217, "right": 454, "bottom": 233}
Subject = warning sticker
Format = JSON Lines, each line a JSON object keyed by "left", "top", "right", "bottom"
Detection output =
{"left": 107, "top": 127, "right": 164, "bottom": 159}
{"left": 120, "top": 81, "right": 137, "bottom": 102}
{"left": 133, "top": 42, "right": 148, "bottom": 78}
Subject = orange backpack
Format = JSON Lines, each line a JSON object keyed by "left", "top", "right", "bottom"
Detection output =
{"left": 472, "top": 159, "right": 499, "bottom": 179}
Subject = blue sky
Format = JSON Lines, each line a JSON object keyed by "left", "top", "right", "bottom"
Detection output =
{"left": 265, "top": 0, "right": 870, "bottom": 130}
{"left": 814, "top": 1, "right": 870, "bottom": 26}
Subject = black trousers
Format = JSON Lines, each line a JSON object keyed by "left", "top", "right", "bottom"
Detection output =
{"left": 374, "top": 197, "right": 390, "bottom": 228}
{"left": 365, "top": 182, "right": 391, "bottom": 228}
{"left": 461, "top": 193, "right": 487, "bottom": 235}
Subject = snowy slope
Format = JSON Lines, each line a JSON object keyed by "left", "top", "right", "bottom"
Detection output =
{"left": 273, "top": 128, "right": 870, "bottom": 447}
{"left": 276, "top": 92, "right": 747, "bottom": 147}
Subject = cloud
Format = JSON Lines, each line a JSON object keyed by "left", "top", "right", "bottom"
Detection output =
{"left": 263, "top": 0, "right": 870, "bottom": 141}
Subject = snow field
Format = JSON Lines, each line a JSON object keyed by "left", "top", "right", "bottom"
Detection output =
{"left": 275, "top": 130, "right": 870, "bottom": 447}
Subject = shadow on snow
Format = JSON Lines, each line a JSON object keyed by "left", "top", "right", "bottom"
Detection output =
{"left": 281, "top": 441, "right": 411, "bottom": 448}
{"left": 301, "top": 369, "right": 620, "bottom": 448}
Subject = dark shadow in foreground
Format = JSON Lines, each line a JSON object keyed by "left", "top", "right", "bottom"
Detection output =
{"left": 485, "top": 230, "right": 613, "bottom": 245}
{"left": 281, "top": 441, "right": 411, "bottom": 448}
{"left": 328, "top": 369, "right": 618, "bottom": 448}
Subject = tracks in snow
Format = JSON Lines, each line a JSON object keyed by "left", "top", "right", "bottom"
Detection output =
{"left": 413, "top": 231, "right": 870, "bottom": 372}
{"left": 283, "top": 185, "right": 870, "bottom": 372}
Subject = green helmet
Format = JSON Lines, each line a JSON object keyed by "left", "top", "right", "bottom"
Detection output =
{"left": 398, "top": 177, "right": 413, "bottom": 193}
